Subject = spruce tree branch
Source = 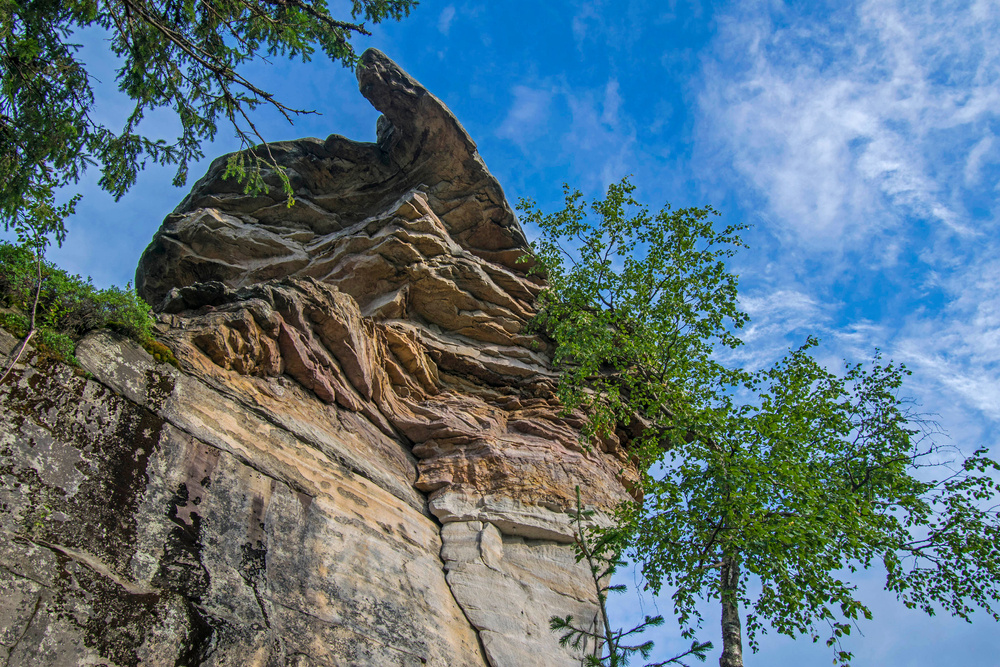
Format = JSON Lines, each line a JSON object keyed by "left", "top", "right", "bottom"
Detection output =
{"left": 645, "top": 640, "right": 714, "bottom": 667}
{"left": 268, "top": 0, "right": 369, "bottom": 34}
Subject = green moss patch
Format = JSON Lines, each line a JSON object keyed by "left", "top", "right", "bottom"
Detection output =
{"left": 0, "top": 241, "right": 176, "bottom": 367}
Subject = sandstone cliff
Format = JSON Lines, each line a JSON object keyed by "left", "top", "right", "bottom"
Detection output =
{"left": 0, "top": 50, "right": 636, "bottom": 666}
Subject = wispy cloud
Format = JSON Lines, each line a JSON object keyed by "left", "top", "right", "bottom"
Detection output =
{"left": 601, "top": 79, "right": 622, "bottom": 126}
{"left": 697, "top": 0, "right": 1000, "bottom": 247}
{"left": 569, "top": 0, "right": 659, "bottom": 55}
{"left": 438, "top": 5, "right": 456, "bottom": 36}
{"left": 563, "top": 81, "right": 637, "bottom": 188}
{"left": 496, "top": 85, "right": 555, "bottom": 148}
{"left": 895, "top": 254, "right": 1000, "bottom": 421}
{"left": 496, "top": 78, "right": 638, "bottom": 191}
{"left": 571, "top": 3, "right": 600, "bottom": 49}
{"left": 726, "top": 288, "right": 839, "bottom": 370}
{"left": 740, "top": 289, "right": 832, "bottom": 341}
{"left": 964, "top": 135, "right": 996, "bottom": 186}
{"left": 689, "top": 0, "right": 1000, "bottom": 445}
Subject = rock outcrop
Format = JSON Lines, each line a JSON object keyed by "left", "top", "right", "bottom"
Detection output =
{"left": 0, "top": 50, "right": 636, "bottom": 666}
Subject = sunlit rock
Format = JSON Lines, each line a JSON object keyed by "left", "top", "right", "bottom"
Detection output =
{"left": 1, "top": 49, "right": 637, "bottom": 666}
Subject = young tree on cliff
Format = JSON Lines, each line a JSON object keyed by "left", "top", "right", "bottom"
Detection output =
{"left": 551, "top": 485, "right": 714, "bottom": 667}
{"left": 0, "top": 0, "right": 417, "bottom": 246}
{"left": 520, "top": 179, "right": 1000, "bottom": 667}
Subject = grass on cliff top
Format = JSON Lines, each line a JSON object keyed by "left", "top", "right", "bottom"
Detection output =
{"left": 0, "top": 240, "right": 177, "bottom": 368}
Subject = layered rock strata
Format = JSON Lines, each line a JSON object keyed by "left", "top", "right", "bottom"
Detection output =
{"left": 0, "top": 50, "right": 636, "bottom": 666}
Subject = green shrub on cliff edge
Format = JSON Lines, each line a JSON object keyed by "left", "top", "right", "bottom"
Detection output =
{"left": 0, "top": 240, "right": 175, "bottom": 367}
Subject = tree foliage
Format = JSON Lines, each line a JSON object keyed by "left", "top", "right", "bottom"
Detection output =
{"left": 0, "top": 0, "right": 417, "bottom": 244}
{"left": 0, "top": 238, "right": 165, "bottom": 371}
{"left": 522, "top": 179, "right": 1000, "bottom": 666}
{"left": 518, "top": 179, "right": 748, "bottom": 447}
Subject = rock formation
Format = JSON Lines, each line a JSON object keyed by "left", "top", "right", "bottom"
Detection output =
{"left": 0, "top": 50, "right": 637, "bottom": 666}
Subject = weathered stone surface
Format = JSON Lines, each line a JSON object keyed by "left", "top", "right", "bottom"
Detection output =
{"left": 136, "top": 48, "right": 529, "bottom": 308}
{"left": 2, "top": 49, "right": 639, "bottom": 666}
{"left": 1, "top": 328, "right": 485, "bottom": 666}
{"left": 440, "top": 521, "right": 604, "bottom": 667}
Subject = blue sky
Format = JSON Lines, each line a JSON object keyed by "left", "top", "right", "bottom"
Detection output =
{"left": 22, "top": 0, "right": 1000, "bottom": 663}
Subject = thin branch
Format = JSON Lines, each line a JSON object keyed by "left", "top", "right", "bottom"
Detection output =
{"left": 0, "top": 238, "right": 43, "bottom": 384}
{"left": 646, "top": 640, "right": 715, "bottom": 667}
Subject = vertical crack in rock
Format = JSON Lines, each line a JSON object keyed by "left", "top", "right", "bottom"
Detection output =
{"left": 2, "top": 592, "right": 41, "bottom": 667}
{"left": 1, "top": 49, "right": 640, "bottom": 666}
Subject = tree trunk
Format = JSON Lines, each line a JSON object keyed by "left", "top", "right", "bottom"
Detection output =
{"left": 719, "top": 553, "right": 743, "bottom": 667}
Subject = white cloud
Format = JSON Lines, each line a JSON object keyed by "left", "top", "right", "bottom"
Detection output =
{"left": 496, "top": 79, "right": 638, "bottom": 192}
{"left": 601, "top": 79, "right": 622, "bottom": 127}
{"left": 438, "top": 5, "right": 456, "bottom": 36}
{"left": 739, "top": 257, "right": 1000, "bottom": 432}
{"left": 740, "top": 289, "right": 829, "bottom": 332}
{"left": 964, "top": 135, "right": 995, "bottom": 185}
{"left": 692, "top": 1, "right": 1000, "bottom": 447}
{"left": 696, "top": 0, "right": 1000, "bottom": 247}
{"left": 726, "top": 288, "right": 838, "bottom": 370}
{"left": 496, "top": 85, "right": 555, "bottom": 147}
{"left": 571, "top": 3, "right": 600, "bottom": 49}
{"left": 564, "top": 84, "right": 638, "bottom": 189}
{"left": 894, "top": 255, "right": 1000, "bottom": 421}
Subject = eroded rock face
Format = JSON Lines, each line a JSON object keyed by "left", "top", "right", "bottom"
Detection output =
{"left": 136, "top": 48, "right": 529, "bottom": 308}
{"left": 0, "top": 329, "right": 484, "bottom": 666}
{"left": 1, "top": 49, "right": 637, "bottom": 666}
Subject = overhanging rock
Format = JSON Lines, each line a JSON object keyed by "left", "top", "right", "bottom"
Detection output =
{"left": 1, "top": 49, "right": 638, "bottom": 666}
